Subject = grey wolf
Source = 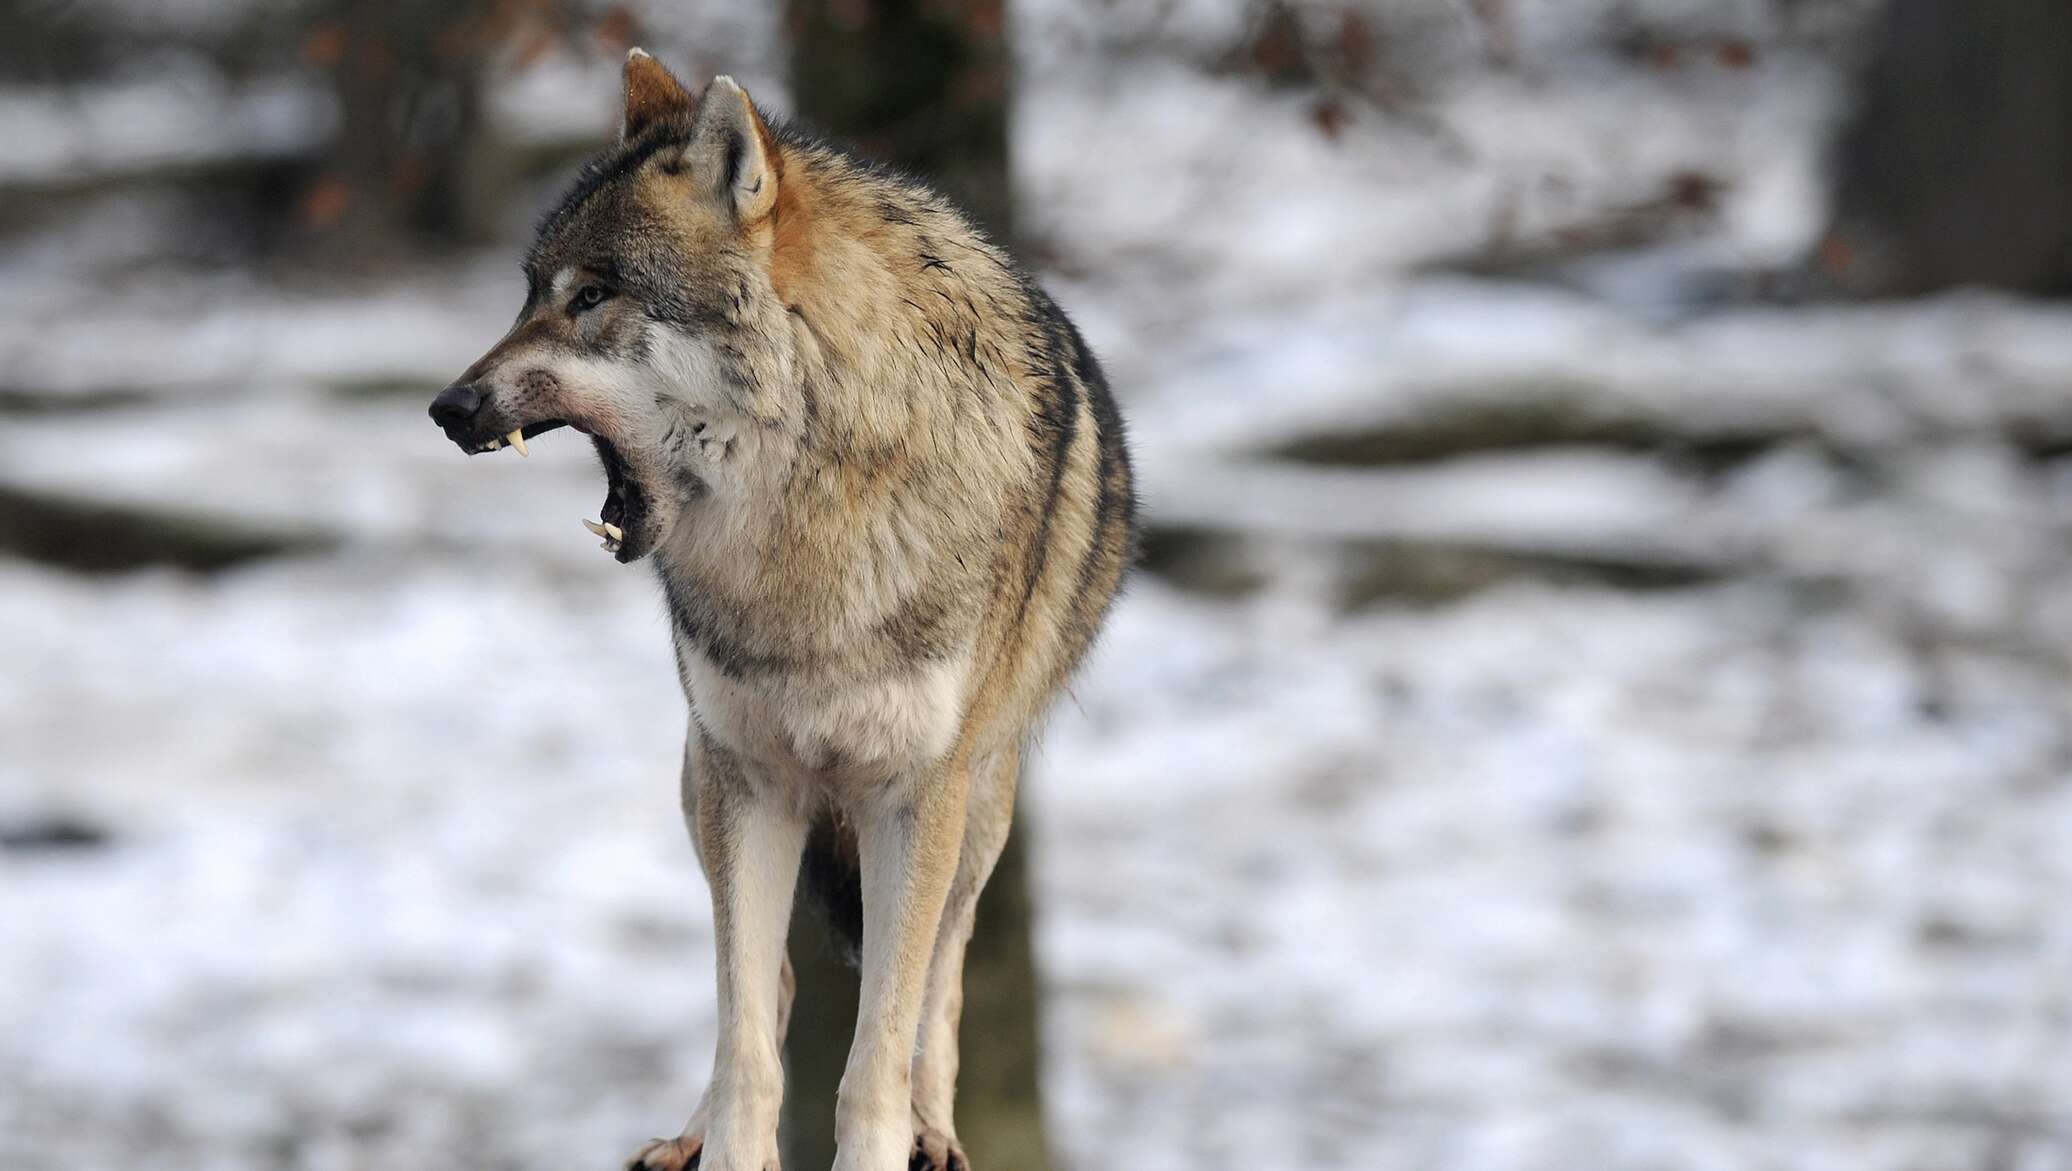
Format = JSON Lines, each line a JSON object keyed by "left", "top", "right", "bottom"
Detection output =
{"left": 426, "top": 49, "right": 1135, "bottom": 1171}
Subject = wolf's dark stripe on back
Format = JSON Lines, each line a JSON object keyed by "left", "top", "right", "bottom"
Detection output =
{"left": 1012, "top": 292, "right": 1083, "bottom": 627}
{"left": 1066, "top": 319, "right": 1137, "bottom": 622}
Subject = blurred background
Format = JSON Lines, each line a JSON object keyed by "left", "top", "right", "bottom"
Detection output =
{"left": 6, "top": 0, "right": 2072, "bottom": 1168}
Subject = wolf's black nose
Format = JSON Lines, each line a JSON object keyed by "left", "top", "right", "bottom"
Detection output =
{"left": 429, "top": 382, "right": 484, "bottom": 428}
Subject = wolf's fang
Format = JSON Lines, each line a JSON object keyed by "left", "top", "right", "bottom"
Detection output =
{"left": 583, "top": 518, "right": 610, "bottom": 538}
{"left": 508, "top": 430, "right": 529, "bottom": 457}
{"left": 603, "top": 522, "right": 624, "bottom": 541}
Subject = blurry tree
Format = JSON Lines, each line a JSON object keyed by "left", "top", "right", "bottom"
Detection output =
{"left": 297, "top": 0, "right": 491, "bottom": 265}
{"left": 778, "top": 6, "right": 1053, "bottom": 1168}
{"left": 0, "top": 2, "right": 100, "bottom": 82}
{"left": 297, "top": 0, "right": 624, "bottom": 268}
{"left": 785, "top": 0, "right": 1013, "bottom": 238}
{"left": 1824, "top": 0, "right": 2072, "bottom": 296}
{"left": 1224, "top": 2, "right": 1420, "bottom": 143}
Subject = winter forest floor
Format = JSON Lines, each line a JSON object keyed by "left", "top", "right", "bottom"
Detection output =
{"left": 6, "top": 3, "right": 2072, "bottom": 1169}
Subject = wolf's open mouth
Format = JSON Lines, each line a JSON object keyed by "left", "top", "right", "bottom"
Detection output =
{"left": 589, "top": 437, "right": 648, "bottom": 563}
{"left": 468, "top": 419, "right": 648, "bottom": 562}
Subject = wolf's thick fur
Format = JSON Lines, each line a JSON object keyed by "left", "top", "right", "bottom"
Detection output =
{"left": 428, "top": 51, "right": 1134, "bottom": 1171}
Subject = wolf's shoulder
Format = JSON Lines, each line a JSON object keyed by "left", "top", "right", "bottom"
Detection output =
{"left": 770, "top": 117, "right": 1029, "bottom": 283}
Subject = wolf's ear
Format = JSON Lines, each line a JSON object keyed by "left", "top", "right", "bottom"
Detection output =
{"left": 621, "top": 47, "right": 692, "bottom": 141}
{"left": 688, "top": 75, "right": 779, "bottom": 223}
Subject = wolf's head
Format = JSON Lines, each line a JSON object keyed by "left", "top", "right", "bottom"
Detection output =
{"left": 429, "top": 50, "right": 789, "bottom": 563}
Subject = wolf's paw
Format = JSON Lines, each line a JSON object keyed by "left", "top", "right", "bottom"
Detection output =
{"left": 626, "top": 1134, "right": 702, "bottom": 1171}
{"left": 908, "top": 1126, "right": 968, "bottom": 1171}
{"left": 631, "top": 1134, "right": 777, "bottom": 1171}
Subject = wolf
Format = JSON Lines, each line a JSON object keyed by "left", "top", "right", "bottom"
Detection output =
{"left": 427, "top": 49, "right": 1135, "bottom": 1171}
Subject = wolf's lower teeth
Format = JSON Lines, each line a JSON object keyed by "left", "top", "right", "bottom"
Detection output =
{"left": 602, "top": 522, "right": 624, "bottom": 541}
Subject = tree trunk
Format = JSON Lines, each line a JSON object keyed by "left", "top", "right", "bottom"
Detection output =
{"left": 779, "top": 914, "right": 859, "bottom": 1171}
{"left": 1824, "top": 0, "right": 2072, "bottom": 296}
{"left": 298, "top": 0, "right": 515, "bottom": 268}
{"left": 779, "top": 5, "right": 1052, "bottom": 1167}
{"left": 784, "top": 0, "right": 1013, "bottom": 239}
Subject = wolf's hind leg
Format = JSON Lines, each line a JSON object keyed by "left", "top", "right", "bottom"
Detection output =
{"left": 907, "top": 751, "right": 1017, "bottom": 1171}
{"left": 832, "top": 760, "right": 969, "bottom": 1171}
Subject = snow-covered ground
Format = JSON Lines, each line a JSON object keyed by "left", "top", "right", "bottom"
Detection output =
{"left": 7, "top": 3, "right": 2072, "bottom": 1169}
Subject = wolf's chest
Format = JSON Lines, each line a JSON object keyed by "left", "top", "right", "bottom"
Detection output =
{"left": 674, "top": 630, "right": 967, "bottom": 782}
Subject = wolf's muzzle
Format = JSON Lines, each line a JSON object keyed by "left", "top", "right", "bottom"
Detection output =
{"left": 428, "top": 382, "right": 485, "bottom": 434}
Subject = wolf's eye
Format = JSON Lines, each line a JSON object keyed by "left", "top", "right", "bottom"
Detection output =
{"left": 569, "top": 285, "right": 611, "bottom": 314}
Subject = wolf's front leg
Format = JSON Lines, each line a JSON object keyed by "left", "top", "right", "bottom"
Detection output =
{"left": 676, "top": 742, "right": 805, "bottom": 1171}
{"left": 627, "top": 956, "right": 798, "bottom": 1171}
{"left": 834, "top": 762, "right": 970, "bottom": 1171}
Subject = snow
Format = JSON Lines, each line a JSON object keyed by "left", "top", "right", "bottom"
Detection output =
{"left": 7, "top": 2, "right": 2072, "bottom": 1169}
{"left": 0, "top": 73, "right": 333, "bottom": 187}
